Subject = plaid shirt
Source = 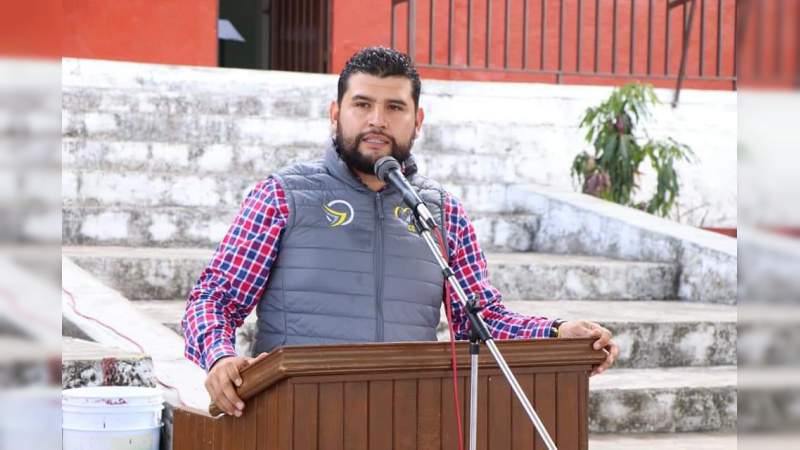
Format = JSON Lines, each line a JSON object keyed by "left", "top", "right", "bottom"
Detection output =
{"left": 183, "top": 177, "right": 558, "bottom": 371}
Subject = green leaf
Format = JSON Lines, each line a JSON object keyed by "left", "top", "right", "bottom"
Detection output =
{"left": 618, "top": 134, "right": 629, "bottom": 160}
{"left": 601, "top": 133, "right": 618, "bottom": 165}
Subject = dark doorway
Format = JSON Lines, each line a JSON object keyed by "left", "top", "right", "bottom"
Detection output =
{"left": 218, "top": 0, "right": 329, "bottom": 72}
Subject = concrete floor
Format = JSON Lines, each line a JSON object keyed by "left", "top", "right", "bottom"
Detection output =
{"left": 589, "top": 432, "right": 737, "bottom": 449}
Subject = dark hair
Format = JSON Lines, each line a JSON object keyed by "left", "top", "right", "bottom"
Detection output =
{"left": 337, "top": 46, "right": 421, "bottom": 109}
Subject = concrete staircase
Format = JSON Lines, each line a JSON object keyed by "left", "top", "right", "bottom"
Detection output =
{"left": 61, "top": 58, "right": 738, "bottom": 445}
{"left": 62, "top": 244, "right": 737, "bottom": 435}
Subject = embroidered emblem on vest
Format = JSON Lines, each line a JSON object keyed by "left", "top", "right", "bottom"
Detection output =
{"left": 323, "top": 200, "right": 355, "bottom": 227}
{"left": 393, "top": 206, "right": 418, "bottom": 233}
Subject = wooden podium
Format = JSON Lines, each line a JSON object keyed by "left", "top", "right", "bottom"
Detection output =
{"left": 173, "top": 339, "right": 605, "bottom": 450}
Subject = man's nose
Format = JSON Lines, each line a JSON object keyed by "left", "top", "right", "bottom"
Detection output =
{"left": 368, "top": 107, "right": 387, "bottom": 128}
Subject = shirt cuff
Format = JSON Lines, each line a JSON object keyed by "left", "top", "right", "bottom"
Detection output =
{"left": 523, "top": 317, "right": 562, "bottom": 339}
{"left": 203, "top": 343, "right": 237, "bottom": 372}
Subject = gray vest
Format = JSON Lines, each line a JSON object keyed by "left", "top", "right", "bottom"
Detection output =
{"left": 252, "top": 145, "right": 448, "bottom": 354}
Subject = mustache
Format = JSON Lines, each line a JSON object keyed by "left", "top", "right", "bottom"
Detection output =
{"left": 355, "top": 130, "right": 396, "bottom": 144}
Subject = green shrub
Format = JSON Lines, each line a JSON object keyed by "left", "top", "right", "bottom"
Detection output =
{"left": 571, "top": 83, "right": 695, "bottom": 217}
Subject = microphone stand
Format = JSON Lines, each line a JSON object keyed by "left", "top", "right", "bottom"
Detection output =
{"left": 413, "top": 212, "right": 558, "bottom": 450}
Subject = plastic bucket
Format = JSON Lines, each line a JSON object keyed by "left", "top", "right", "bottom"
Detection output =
{"left": 62, "top": 386, "right": 163, "bottom": 450}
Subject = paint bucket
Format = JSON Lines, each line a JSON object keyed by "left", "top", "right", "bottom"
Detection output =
{"left": 62, "top": 386, "right": 163, "bottom": 450}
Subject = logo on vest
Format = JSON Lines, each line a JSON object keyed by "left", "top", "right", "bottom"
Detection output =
{"left": 394, "top": 206, "right": 417, "bottom": 234}
{"left": 323, "top": 200, "right": 354, "bottom": 227}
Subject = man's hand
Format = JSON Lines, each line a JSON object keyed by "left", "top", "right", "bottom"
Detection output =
{"left": 205, "top": 352, "right": 269, "bottom": 416}
{"left": 558, "top": 320, "right": 619, "bottom": 376}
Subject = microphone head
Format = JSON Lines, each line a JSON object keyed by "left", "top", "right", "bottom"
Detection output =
{"left": 374, "top": 156, "right": 401, "bottom": 182}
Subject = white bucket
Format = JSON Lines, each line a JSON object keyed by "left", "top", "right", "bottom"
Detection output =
{"left": 62, "top": 386, "right": 164, "bottom": 450}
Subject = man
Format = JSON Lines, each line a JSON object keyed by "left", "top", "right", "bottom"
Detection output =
{"left": 183, "top": 46, "right": 619, "bottom": 417}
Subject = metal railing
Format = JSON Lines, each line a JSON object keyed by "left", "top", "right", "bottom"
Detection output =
{"left": 268, "top": 0, "right": 330, "bottom": 72}
{"left": 391, "top": 0, "right": 737, "bottom": 89}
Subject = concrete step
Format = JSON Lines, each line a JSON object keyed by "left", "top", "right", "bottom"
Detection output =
{"left": 62, "top": 138, "right": 326, "bottom": 179}
{"left": 589, "top": 432, "right": 736, "bottom": 449}
{"left": 62, "top": 86, "right": 329, "bottom": 120}
{"left": 63, "top": 166, "right": 550, "bottom": 214}
{"left": 739, "top": 433, "right": 800, "bottom": 449}
{"left": 60, "top": 106, "right": 583, "bottom": 156}
{"left": 62, "top": 109, "right": 331, "bottom": 145}
{"left": 62, "top": 246, "right": 679, "bottom": 302}
{"left": 504, "top": 301, "right": 736, "bottom": 368}
{"left": 63, "top": 168, "right": 254, "bottom": 209}
{"left": 487, "top": 253, "right": 677, "bottom": 300}
{"left": 738, "top": 367, "right": 800, "bottom": 433}
{"left": 588, "top": 366, "right": 736, "bottom": 433}
{"left": 62, "top": 137, "right": 554, "bottom": 185}
{"left": 62, "top": 204, "right": 539, "bottom": 253}
{"left": 738, "top": 304, "right": 800, "bottom": 366}
{"left": 61, "top": 337, "right": 156, "bottom": 389}
{"left": 63, "top": 246, "right": 209, "bottom": 302}
{"left": 136, "top": 299, "right": 735, "bottom": 369}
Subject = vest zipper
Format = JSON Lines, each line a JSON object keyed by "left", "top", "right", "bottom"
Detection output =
{"left": 375, "top": 192, "right": 385, "bottom": 342}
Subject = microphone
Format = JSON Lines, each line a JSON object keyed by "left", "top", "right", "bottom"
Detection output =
{"left": 374, "top": 156, "right": 437, "bottom": 230}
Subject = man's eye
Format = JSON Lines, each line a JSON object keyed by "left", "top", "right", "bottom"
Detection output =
{"left": 389, "top": 105, "right": 403, "bottom": 111}
{"left": 355, "top": 102, "right": 370, "bottom": 108}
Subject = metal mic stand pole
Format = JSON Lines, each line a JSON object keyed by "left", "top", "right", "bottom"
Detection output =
{"left": 412, "top": 213, "right": 558, "bottom": 450}
{"left": 468, "top": 311, "right": 481, "bottom": 450}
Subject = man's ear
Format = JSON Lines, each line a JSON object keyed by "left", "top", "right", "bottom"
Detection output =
{"left": 329, "top": 100, "right": 339, "bottom": 134}
{"left": 415, "top": 107, "right": 425, "bottom": 134}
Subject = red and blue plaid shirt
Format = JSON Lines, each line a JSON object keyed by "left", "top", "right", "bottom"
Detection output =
{"left": 183, "top": 177, "right": 558, "bottom": 371}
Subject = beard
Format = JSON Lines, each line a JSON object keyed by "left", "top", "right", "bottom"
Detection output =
{"left": 333, "top": 122, "right": 415, "bottom": 175}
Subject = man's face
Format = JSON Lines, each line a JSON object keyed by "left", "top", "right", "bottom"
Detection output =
{"left": 331, "top": 73, "right": 424, "bottom": 175}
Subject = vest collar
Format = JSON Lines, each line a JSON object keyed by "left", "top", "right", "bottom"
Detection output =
{"left": 324, "top": 141, "right": 419, "bottom": 193}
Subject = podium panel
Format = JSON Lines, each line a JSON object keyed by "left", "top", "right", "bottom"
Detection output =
{"left": 173, "top": 339, "right": 604, "bottom": 450}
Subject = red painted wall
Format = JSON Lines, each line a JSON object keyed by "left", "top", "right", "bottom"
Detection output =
{"left": 63, "top": 0, "right": 218, "bottom": 66}
{"left": 330, "top": 0, "right": 394, "bottom": 74}
{"left": 0, "top": 0, "right": 61, "bottom": 58}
